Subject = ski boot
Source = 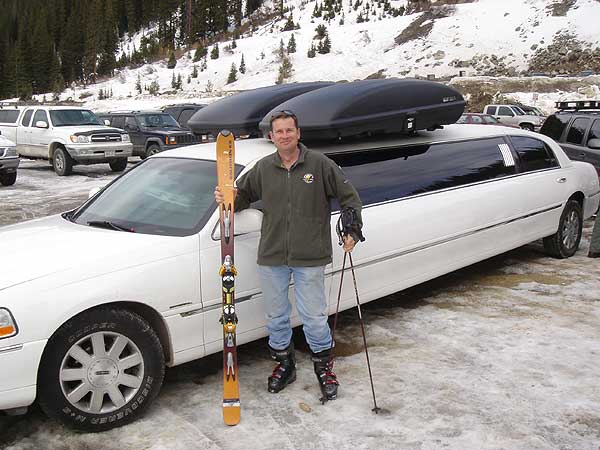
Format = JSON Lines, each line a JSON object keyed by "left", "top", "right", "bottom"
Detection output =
{"left": 312, "top": 349, "right": 339, "bottom": 402}
{"left": 267, "top": 343, "right": 297, "bottom": 393}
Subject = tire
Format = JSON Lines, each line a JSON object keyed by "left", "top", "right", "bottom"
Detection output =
{"left": 0, "top": 171, "right": 17, "bottom": 186}
{"left": 38, "top": 308, "right": 165, "bottom": 432}
{"left": 520, "top": 123, "right": 534, "bottom": 131}
{"left": 53, "top": 147, "right": 73, "bottom": 176}
{"left": 109, "top": 158, "right": 128, "bottom": 172}
{"left": 145, "top": 144, "right": 161, "bottom": 158}
{"left": 543, "top": 199, "right": 583, "bottom": 258}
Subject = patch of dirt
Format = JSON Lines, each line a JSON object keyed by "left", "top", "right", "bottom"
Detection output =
{"left": 546, "top": 0, "right": 577, "bottom": 16}
{"left": 528, "top": 32, "right": 600, "bottom": 75}
{"left": 395, "top": 7, "right": 454, "bottom": 46}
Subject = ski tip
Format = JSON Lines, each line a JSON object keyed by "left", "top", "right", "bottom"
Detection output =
{"left": 223, "top": 408, "right": 241, "bottom": 426}
{"left": 220, "top": 129, "right": 232, "bottom": 137}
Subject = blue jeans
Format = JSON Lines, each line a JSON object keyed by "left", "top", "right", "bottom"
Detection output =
{"left": 258, "top": 265, "right": 332, "bottom": 353}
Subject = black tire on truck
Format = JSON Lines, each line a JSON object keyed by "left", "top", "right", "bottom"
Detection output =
{"left": 0, "top": 171, "right": 17, "bottom": 186}
{"left": 145, "top": 143, "right": 161, "bottom": 159}
{"left": 38, "top": 308, "right": 165, "bottom": 432}
{"left": 53, "top": 147, "right": 73, "bottom": 176}
{"left": 543, "top": 199, "right": 583, "bottom": 258}
{"left": 109, "top": 159, "right": 128, "bottom": 172}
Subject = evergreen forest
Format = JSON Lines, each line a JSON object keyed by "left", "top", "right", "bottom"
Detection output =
{"left": 0, "top": 0, "right": 264, "bottom": 99}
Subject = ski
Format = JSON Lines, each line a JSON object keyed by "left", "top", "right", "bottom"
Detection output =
{"left": 216, "top": 130, "right": 240, "bottom": 426}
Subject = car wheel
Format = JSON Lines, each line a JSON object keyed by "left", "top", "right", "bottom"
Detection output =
{"left": 145, "top": 144, "right": 161, "bottom": 158}
{"left": 520, "top": 123, "right": 534, "bottom": 131}
{"left": 543, "top": 199, "right": 582, "bottom": 258}
{"left": 0, "top": 171, "right": 17, "bottom": 186}
{"left": 53, "top": 147, "right": 73, "bottom": 176}
{"left": 38, "top": 308, "right": 165, "bottom": 432}
{"left": 109, "top": 159, "right": 128, "bottom": 172}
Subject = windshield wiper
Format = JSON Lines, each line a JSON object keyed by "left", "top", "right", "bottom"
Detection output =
{"left": 87, "top": 220, "right": 135, "bottom": 232}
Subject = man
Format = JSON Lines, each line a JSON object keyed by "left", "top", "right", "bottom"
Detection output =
{"left": 214, "top": 111, "right": 363, "bottom": 401}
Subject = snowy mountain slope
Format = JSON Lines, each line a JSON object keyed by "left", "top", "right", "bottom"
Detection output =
{"left": 45, "top": 0, "right": 600, "bottom": 112}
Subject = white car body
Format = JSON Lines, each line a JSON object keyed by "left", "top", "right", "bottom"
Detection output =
{"left": 1, "top": 125, "right": 598, "bottom": 426}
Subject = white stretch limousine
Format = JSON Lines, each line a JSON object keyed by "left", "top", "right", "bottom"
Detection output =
{"left": 1, "top": 125, "right": 598, "bottom": 431}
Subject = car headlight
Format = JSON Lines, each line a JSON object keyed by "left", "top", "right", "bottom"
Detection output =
{"left": 121, "top": 134, "right": 130, "bottom": 143}
{"left": 70, "top": 135, "right": 90, "bottom": 144}
{"left": 0, "top": 308, "right": 18, "bottom": 339}
{"left": 166, "top": 136, "right": 177, "bottom": 145}
{"left": 0, "top": 146, "right": 17, "bottom": 157}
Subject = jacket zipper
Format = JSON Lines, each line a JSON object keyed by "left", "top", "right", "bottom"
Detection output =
{"left": 286, "top": 169, "right": 291, "bottom": 265}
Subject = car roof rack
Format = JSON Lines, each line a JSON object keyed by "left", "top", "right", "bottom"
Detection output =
{"left": 555, "top": 100, "right": 600, "bottom": 111}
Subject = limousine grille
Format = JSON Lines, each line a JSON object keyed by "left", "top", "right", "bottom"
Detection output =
{"left": 91, "top": 133, "right": 122, "bottom": 143}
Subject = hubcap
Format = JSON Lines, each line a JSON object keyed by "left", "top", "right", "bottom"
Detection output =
{"left": 562, "top": 210, "right": 579, "bottom": 249}
{"left": 60, "top": 331, "right": 144, "bottom": 414}
{"left": 55, "top": 153, "right": 64, "bottom": 171}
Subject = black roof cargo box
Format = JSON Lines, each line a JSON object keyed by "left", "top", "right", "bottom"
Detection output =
{"left": 188, "top": 82, "right": 334, "bottom": 137}
{"left": 258, "top": 79, "right": 466, "bottom": 141}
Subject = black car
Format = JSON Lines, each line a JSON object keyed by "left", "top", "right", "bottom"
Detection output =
{"left": 540, "top": 100, "right": 600, "bottom": 178}
{"left": 98, "top": 111, "right": 202, "bottom": 159}
{"left": 160, "top": 103, "right": 206, "bottom": 131}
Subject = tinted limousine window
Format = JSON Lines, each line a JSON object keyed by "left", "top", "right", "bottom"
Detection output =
{"left": 329, "top": 137, "right": 515, "bottom": 206}
{"left": 509, "top": 136, "right": 559, "bottom": 172}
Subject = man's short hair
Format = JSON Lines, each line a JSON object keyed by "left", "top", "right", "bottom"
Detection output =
{"left": 269, "top": 110, "right": 299, "bottom": 130}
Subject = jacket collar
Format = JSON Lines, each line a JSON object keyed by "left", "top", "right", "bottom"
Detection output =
{"left": 272, "top": 142, "right": 308, "bottom": 169}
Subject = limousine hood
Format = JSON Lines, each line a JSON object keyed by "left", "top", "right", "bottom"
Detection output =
{"left": 0, "top": 214, "right": 191, "bottom": 292}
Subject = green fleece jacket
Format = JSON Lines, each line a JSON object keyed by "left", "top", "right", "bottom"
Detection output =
{"left": 236, "top": 143, "right": 362, "bottom": 267}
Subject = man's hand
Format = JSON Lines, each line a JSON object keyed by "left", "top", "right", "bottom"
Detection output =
{"left": 214, "top": 186, "right": 224, "bottom": 204}
{"left": 343, "top": 235, "right": 356, "bottom": 253}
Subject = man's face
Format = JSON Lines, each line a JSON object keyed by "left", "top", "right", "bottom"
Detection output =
{"left": 269, "top": 117, "right": 301, "bottom": 153}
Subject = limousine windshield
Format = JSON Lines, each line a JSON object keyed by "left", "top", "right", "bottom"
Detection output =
{"left": 72, "top": 158, "right": 235, "bottom": 236}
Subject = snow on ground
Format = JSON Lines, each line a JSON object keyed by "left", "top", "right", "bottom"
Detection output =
{"left": 1, "top": 161, "right": 600, "bottom": 450}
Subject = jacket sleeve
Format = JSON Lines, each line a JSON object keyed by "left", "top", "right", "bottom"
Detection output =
{"left": 235, "top": 165, "right": 261, "bottom": 212}
{"left": 323, "top": 157, "right": 363, "bottom": 227}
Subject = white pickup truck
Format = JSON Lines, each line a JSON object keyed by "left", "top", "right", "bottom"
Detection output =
{"left": 0, "top": 105, "right": 133, "bottom": 176}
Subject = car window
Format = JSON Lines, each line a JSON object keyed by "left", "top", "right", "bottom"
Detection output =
{"left": 73, "top": 158, "right": 243, "bottom": 236}
{"left": 471, "top": 115, "right": 483, "bottom": 124}
{"left": 50, "top": 109, "right": 101, "bottom": 126}
{"left": 125, "top": 116, "right": 138, "bottom": 128}
{"left": 456, "top": 115, "right": 468, "bottom": 124}
{"left": 111, "top": 116, "right": 125, "bottom": 129}
{"left": 540, "top": 114, "right": 570, "bottom": 141}
{"left": 138, "top": 113, "right": 179, "bottom": 128}
{"left": 497, "top": 107, "right": 514, "bottom": 117}
{"left": 482, "top": 115, "right": 499, "bottom": 124}
{"left": 586, "top": 119, "right": 600, "bottom": 143}
{"left": 21, "top": 109, "right": 33, "bottom": 126}
{"left": 512, "top": 106, "right": 526, "bottom": 115}
{"left": 509, "top": 136, "right": 559, "bottom": 172}
{"left": 328, "top": 138, "right": 515, "bottom": 207}
{"left": 486, "top": 106, "right": 497, "bottom": 115}
{"left": 32, "top": 109, "right": 49, "bottom": 126}
{"left": 566, "top": 118, "right": 591, "bottom": 145}
{"left": 178, "top": 109, "right": 196, "bottom": 127}
{"left": 0, "top": 109, "right": 20, "bottom": 123}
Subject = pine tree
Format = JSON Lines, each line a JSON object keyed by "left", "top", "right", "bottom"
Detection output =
{"left": 201, "top": 57, "right": 208, "bottom": 71}
{"left": 194, "top": 45, "right": 207, "bottom": 62}
{"left": 282, "top": 15, "right": 295, "bottom": 31}
{"left": 287, "top": 34, "right": 297, "bottom": 53}
{"left": 136, "top": 74, "right": 142, "bottom": 94}
{"left": 176, "top": 73, "right": 183, "bottom": 89}
{"left": 307, "top": 44, "right": 317, "bottom": 58}
{"left": 149, "top": 80, "right": 160, "bottom": 95}
{"left": 276, "top": 55, "right": 293, "bottom": 84}
{"left": 315, "top": 24, "right": 328, "bottom": 40}
{"left": 239, "top": 54, "right": 246, "bottom": 74}
{"left": 319, "top": 35, "right": 332, "bottom": 54}
{"left": 192, "top": 65, "right": 199, "bottom": 78}
{"left": 171, "top": 72, "right": 177, "bottom": 88}
{"left": 232, "top": 39, "right": 237, "bottom": 49}
{"left": 168, "top": 52, "right": 177, "bottom": 69}
{"left": 278, "top": 39, "right": 285, "bottom": 61}
{"left": 227, "top": 63, "right": 238, "bottom": 84}
{"left": 211, "top": 44, "right": 220, "bottom": 59}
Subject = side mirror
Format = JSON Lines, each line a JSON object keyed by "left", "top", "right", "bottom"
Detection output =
{"left": 211, "top": 209, "right": 263, "bottom": 240}
{"left": 35, "top": 120, "right": 49, "bottom": 128}
{"left": 588, "top": 138, "right": 600, "bottom": 150}
{"left": 104, "top": 119, "right": 111, "bottom": 126}
{"left": 88, "top": 186, "right": 102, "bottom": 198}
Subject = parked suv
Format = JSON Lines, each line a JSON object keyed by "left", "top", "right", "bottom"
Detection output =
{"left": 0, "top": 134, "right": 19, "bottom": 186}
{"left": 160, "top": 103, "right": 206, "bottom": 130}
{"left": 99, "top": 110, "right": 202, "bottom": 159}
{"left": 483, "top": 104, "right": 545, "bottom": 131}
{"left": 540, "top": 100, "right": 600, "bottom": 178}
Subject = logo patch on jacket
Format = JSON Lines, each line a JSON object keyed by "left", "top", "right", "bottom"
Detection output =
{"left": 302, "top": 173, "right": 314, "bottom": 184}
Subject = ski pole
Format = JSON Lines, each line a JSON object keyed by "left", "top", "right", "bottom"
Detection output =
{"left": 348, "top": 252, "right": 380, "bottom": 414}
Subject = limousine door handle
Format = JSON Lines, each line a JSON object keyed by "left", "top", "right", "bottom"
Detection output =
{"left": 556, "top": 177, "right": 567, "bottom": 183}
